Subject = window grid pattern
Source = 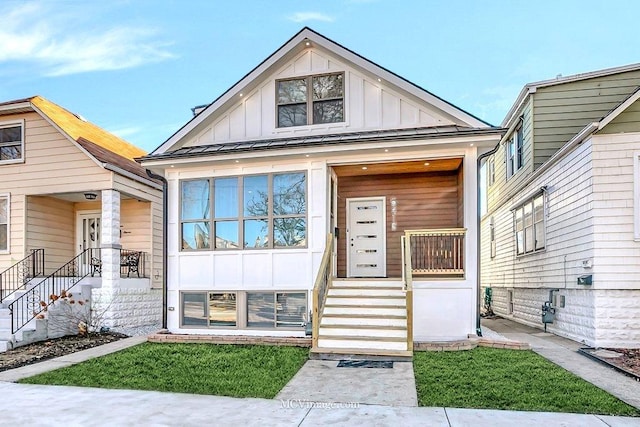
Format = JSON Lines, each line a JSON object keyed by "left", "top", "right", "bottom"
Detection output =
{"left": 180, "top": 172, "right": 307, "bottom": 251}
{"left": 277, "top": 73, "right": 344, "bottom": 128}
{"left": 515, "top": 193, "right": 545, "bottom": 255}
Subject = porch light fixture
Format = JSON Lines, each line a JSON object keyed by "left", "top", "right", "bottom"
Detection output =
{"left": 424, "top": 162, "right": 430, "bottom": 166}
{"left": 84, "top": 192, "right": 98, "bottom": 201}
{"left": 305, "top": 41, "right": 310, "bottom": 46}
{"left": 362, "top": 166, "right": 368, "bottom": 170}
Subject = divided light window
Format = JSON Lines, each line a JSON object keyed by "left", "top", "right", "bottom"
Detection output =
{"left": 0, "top": 123, "right": 23, "bottom": 163}
{"left": 506, "top": 124, "right": 524, "bottom": 179}
{"left": 180, "top": 172, "right": 307, "bottom": 251}
{"left": 514, "top": 193, "right": 545, "bottom": 255}
{"left": 0, "top": 195, "right": 8, "bottom": 252}
{"left": 277, "top": 73, "right": 344, "bottom": 127}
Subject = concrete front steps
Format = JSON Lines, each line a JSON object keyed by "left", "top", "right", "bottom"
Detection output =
{"left": 0, "top": 297, "right": 45, "bottom": 352}
{"left": 312, "top": 279, "right": 411, "bottom": 360}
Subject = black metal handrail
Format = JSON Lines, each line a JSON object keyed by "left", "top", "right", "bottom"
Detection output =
{"left": 9, "top": 248, "right": 99, "bottom": 334}
{"left": 0, "top": 249, "right": 45, "bottom": 303}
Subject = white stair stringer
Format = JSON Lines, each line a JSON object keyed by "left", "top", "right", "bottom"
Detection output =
{"left": 315, "top": 279, "right": 411, "bottom": 356}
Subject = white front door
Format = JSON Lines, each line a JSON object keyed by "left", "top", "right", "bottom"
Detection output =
{"left": 76, "top": 212, "right": 101, "bottom": 267}
{"left": 347, "top": 197, "right": 386, "bottom": 277}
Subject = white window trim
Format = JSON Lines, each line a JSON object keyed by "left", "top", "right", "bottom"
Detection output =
{"left": 505, "top": 122, "right": 524, "bottom": 180}
{"left": 0, "top": 193, "right": 9, "bottom": 254}
{"left": 513, "top": 192, "right": 546, "bottom": 256}
{"left": 0, "top": 119, "right": 25, "bottom": 165}
{"left": 634, "top": 151, "right": 640, "bottom": 240}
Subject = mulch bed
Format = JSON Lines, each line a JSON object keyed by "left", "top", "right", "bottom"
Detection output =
{"left": 0, "top": 332, "right": 128, "bottom": 372}
{"left": 580, "top": 347, "right": 640, "bottom": 380}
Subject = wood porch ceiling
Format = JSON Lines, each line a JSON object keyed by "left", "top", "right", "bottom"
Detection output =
{"left": 332, "top": 158, "right": 462, "bottom": 176}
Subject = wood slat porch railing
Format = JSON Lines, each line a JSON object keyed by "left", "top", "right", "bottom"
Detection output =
{"left": 405, "top": 228, "right": 466, "bottom": 277}
{"left": 311, "top": 233, "right": 333, "bottom": 349}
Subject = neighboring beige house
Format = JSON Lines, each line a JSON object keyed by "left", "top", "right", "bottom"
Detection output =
{"left": 141, "top": 27, "right": 503, "bottom": 358}
{"left": 0, "top": 96, "right": 163, "bottom": 350}
{"left": 481, "top": 64, "right": 640, "bottom": 348}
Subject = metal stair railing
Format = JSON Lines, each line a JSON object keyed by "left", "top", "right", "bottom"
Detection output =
{"left": 0, "top": 249, "right": 45, "bottom": 303}
{"left": 8, "top": 248, "right": 99, "bottom": 334}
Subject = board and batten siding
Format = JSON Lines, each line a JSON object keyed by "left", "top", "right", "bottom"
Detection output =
{"left": 182, "top": 48, "right": 460, "bottom": 148}
{"left": 485, "top": 98, "right": 534, "bottom": 214}
{"left": 0, "top": 111, "right": 112, "bottom": 272}
{"left": 480, "top": 139, "right": 596, "bottom": 344}
{"left": 532, "top": 70, "right": 640, "bottom": 169}
{"left": 336, "top": 171, "right": 462, "bottom": 278}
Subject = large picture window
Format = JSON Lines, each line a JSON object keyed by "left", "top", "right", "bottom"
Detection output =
{"left": 0, "top": 122, "right": 23, "bottom": 163}
{"left": 515, "top": 193, "right": 545, "bottom": 255}
{"left": 180, "top": 172, "right": 307, "bottom": 251}
{"left": 0, "top": 195, "right": 8, "bottom": 252}
{"left": 277, "top": 73, "right": 344, "bottom": 128}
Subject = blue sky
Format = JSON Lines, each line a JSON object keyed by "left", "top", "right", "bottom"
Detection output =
{"left": 1, "top": 0, "right": 638, "bottom": 152}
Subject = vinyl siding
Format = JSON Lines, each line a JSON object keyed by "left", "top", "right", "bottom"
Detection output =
{"left": 591, "top": 131, "right": 640, "bottom": 290}
{"left": 0, "top": 111, "right": 111, "bottom": 271}
{"left": 25, "top": 196, "right": 75, "bottom": 274}
{"left": 480, "top": 140, "right": 595, "bottom": 343}
{"left": 113, "top": 174, "right": 163, "bottom": 289}
{"left": 485, "top": 98, "right": 534, "bottom": 214}
{"left": 532, "top": 71, "right": 640, "bottom": 168}
{"left": 598, "top": 97, "right": 640, "bottom": 134}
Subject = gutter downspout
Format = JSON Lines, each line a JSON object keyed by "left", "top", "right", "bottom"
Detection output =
{"left": 146, "top": 169, "right": 168, "bottom": 329}
{"left": 476, "top": 143, "right": 501, "bottom": 337}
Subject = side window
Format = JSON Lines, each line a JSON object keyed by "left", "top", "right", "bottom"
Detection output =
{"left": 0, "top": 195, "right": 8, "bottom": 252}
{"left": 514, "top": 193, "right": 545, "bottom": 255}
{"left": 0, "top": 122, "right": 24, "bottom": 164}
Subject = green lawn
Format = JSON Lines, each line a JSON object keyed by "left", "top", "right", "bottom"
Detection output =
{"left": 414, "top": 347, "right": 639, "bottom": 416}
{"left": 19, "top": 343, "right": 309, "bottom": 399}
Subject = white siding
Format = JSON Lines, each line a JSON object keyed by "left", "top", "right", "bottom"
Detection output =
{"left": 182, "top": 48, "right": 456, "bottom": 147}
{"left": 166, "top": 142, "right": 484, "bottom": 338}
{"left": 481, "top": 139, "right": 596, "bottom": 344}
{"left": 591, "top": 132, "right": 640, "bottom": 290}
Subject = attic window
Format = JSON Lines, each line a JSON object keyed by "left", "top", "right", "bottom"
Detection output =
{"left": 0, "top": 122, "right": 23, "bottom": 164}
{"left": 276, "top": 73, "right": 344, "bottom": 127}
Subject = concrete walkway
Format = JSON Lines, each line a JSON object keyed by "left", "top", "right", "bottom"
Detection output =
{"left": 0, "top": 326, "right": 639, "bottom": 425}
{"left": 483, "top": 317, "right": 640, "bottom": 410}
{"left": 277, "top": 360, "right": 418, "bottom": 406}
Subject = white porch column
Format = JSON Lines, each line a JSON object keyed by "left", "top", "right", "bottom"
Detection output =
{"left": 101, "top": 189, "right": 121, "bottom": 291}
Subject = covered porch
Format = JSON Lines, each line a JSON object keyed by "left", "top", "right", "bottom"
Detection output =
{"left": 331, "top": 157, "right": 466, "bottom": 279}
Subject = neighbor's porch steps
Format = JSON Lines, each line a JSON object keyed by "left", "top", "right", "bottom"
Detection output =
{"left": 312, "top": 279, "right": 411, "bottom": 359}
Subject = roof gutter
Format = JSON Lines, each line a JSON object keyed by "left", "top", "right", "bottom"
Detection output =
{"left": 476, "top": 142, "right": 501, "bottom": 337}
{"left": 145, "top": 169, "right": 168, "bottom": 330}
{"left": 103, "top": 163, "right": 163, "bottom": 191}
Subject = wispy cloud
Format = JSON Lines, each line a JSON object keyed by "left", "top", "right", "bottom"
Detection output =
{"left": 0, "top": 2, "right": 175, "bottom": 77}
{"left": 287, "top": 12, "right": 335, "bottom": 23}
{"left": 108, "top": 126, "right": 144, "bottom": 139}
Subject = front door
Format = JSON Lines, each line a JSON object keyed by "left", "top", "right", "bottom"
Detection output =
{"left": 76, "top": 212, "right": 101, "bottom": 267}
{"left": 347, "top": 197, "right": 386, "bottom": 277}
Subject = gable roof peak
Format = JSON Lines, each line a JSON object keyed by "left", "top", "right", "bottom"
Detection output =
{"left": 150, "top": 28, "right": 492, "bottom": 156}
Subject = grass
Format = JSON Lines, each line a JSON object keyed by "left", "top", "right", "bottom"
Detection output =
{"left": 19, "top": 343, "right": 309, "bottom": 399}
{"left": 414, "top": 347, "right": 640, "bottom": 416}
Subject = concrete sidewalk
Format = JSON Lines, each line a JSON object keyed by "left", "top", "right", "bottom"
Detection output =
{"left": 483, "top": 317, "right": 640, "bottom": 410}
{"left": 0, "top": 381, "right": 638, "bottom": 427}
{"left": 0, "top": 325, "right": 639, "bottom": 425}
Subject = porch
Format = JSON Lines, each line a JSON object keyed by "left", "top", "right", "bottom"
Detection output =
{"left": 332, "top": 158, "right": 466, "bottom": 279}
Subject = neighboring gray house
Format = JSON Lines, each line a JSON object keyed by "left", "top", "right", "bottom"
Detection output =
{"left": 481, "top": 64, "right": 640, "bottom": 348}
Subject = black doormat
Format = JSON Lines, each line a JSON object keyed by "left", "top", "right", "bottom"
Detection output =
{"left": 337, "top": 360, "right": 393, "bottom": 368}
